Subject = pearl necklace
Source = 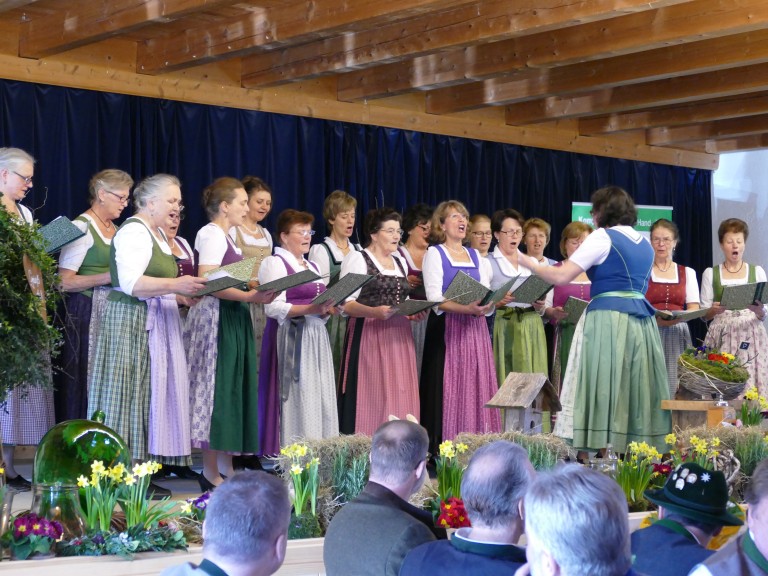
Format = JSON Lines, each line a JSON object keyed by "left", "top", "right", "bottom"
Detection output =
{"left": 444, "top": 243, "right": 465, "bottom": 255}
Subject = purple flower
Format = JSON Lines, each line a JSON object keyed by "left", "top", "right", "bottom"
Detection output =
{"left": 13, "top": 516, "right": 31, "bottom": 539}
{"left": 93, "top": 532, "right": 105, "bottom": 545}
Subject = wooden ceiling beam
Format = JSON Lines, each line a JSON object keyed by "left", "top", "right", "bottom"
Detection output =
{"left": 18, "top": 0, "right": 239, "bottom": 59}
{"left": 647, "top": 114, "right": 768, "bottom": 145}
{"left": 504, "top": 62, "right": 768, "bottom": 125}
{"left": 337, "top": 0, "right": 768, "bottom": 102}
{"left": 0, "top": 1, "right": 40, "bottom": 14}
{"left": 426, "top": 29, "right": 768, "bottom": 114}
{"left": 137, "top": 0, "right": 475, "bottom": 74}
{"left": 579, "top": 95, "right": 768, "bottom": 135}
{"left": 705, "top": 134, "right": 768, "bottom": 153}
{"left": 240, "top": 0, "right": 684, "bottom": 88}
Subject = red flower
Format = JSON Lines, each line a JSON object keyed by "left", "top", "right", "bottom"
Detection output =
{"left": 437, "top": 497, "right": 471, "bottom": 529}
{"left": 653, "top": 463, "right": 672, "bottom": 476}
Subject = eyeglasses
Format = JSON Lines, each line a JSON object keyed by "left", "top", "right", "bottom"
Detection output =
{"left": 471, "top": 231, "right": 492, "bottom": 238}
{"left": 12, "top": 171, "right": 33, "bottom": 185}
{"left": 293, "top": 229, "right": 316, "bottom": 238}
{"left": 380, "top": 228, "right": 404, "bottom": 237}
{"left": 651, "top": 237, "right": 674, "bottom": 245}
{"left": 417, "top": 224, "right": 430, "bottom": 233}
{"left": 499, "top": 229, "right": 523, "bottom": 237}
{"left": 105, "top": 189, "right": 130, "bottom": 205}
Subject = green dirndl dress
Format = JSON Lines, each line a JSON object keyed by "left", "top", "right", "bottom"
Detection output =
{"left": 88, "top": 218, "right": 191, "bottom": 464}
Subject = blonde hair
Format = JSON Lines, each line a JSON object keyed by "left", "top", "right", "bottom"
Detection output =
{"left": 202, "top": 177, "right": 245, "bottom": 220}
{"left": 559, "top": 221, "right": 593, "bottom": 258}
{"left": 89, "top": 169, "right": 134, "bottom": 204}
{"left": 523, "top": 218, "right": 552, "bottom": 242}
{"left": 431, "top": 200, "right": 470, "bottom": 243}
{"left": 323, "top": 190, "right": 357, "bottom": 224}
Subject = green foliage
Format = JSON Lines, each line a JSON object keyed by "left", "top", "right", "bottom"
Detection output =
{"left": 331, "top": 445, "right": 369, "bottom": 505}
{"left": 57, "top": 525, "right": 187, "bottom": 558}
{"left": 734, "top": 430, "right": 768, "bottom": 479}
{"left": 0, "top": 204, "right": 61, "bottom": 401}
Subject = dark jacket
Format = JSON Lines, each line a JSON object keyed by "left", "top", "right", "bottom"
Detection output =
{"left": 631, "top": 520, "right": 713, "bottom": 576}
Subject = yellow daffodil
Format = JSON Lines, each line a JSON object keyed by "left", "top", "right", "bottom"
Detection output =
{"left": 745, "top": 386, "right": 760, "bottom": 401}
{"left": 665, "top": 433, "right": 677, "bottom": 445}
{"left": 0, "top": 467, "right": 4, "bottom": 475}
{"left": 456, "top": 442, "right": 468, "bottom": 454}
{"left": 180, "top": 502, "right": 192, "bottom": 515}
{"left": 77, "top": 475, "right": 89, "bottom": 488}
{"left": 296, "top": 445, "right": 308, "bottom": 458}
{"left": 711, "top": 437, "right": 721, "bottom": 447}
{"left": 91, "top": 460, "right": 106, "bottom": 476}
{"left": 290, "top": 464, "right": 302, "bottom": 476}
{"left": 123, "top": 473, "right": 136, "bottom": 486}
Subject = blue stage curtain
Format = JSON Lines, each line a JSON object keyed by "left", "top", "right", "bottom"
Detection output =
{"left": 0, "top": 79, "right": 711, "bottom": 283}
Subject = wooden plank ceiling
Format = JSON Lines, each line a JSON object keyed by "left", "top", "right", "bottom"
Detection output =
{"left": 2, "top": 0, "right": 768, "bottom": 157}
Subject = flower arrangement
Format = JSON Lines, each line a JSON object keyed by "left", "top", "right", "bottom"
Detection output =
{"left": 179, "top": 492, "right": 210, "bottom": 522}
{"left": 78, "top": 460, "right": 124, "bottom": 532}
{"left": 281, "top": 443, "right": 322, "bottom": 539}
{"left": 58, "top": 522, "right": 186, "bottom": 559}
{"left": 740, "top": 385, "right": 768, "bottom": 427}
{"left": 436, "top": 440, "right": 468, "bottom": 502}
{"left": 437, "top": 497, "right": 470, "bottom": 529}
{"left": 665, "top": 433, "right": 722, "bottom": 470}
{"left": 614, "top": 441, "right": 663, "bottom": 512}
{"left": 1, "top": 512, "right": 63, "bottom": 560}
{"left": 679, "top": 346, "right": 749, "bottom": 383}
{"left": 119, "top": 462, "right": 177, "bottom": 529}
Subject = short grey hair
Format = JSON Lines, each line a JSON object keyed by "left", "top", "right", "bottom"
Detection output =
{"left": 461, "top": 441, "right": 532, "bottom": 528}
{"left": 524, "top": 464, "right": 631, "bottom": 576}
{"left": 132, "top": 173, "right": 180, "bottom": 212}
{"left": 203, "top": 471, "right": 291, "bottom": 563}
{"left": 0, "top": 147, "right": 35, "bottom": 171}
{"left": 369, "top": 420, "right": 428, "bottom": 485}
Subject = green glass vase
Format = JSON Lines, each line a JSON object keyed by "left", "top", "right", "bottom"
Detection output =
{"left": 33, "top": 410, "right": 131, "bottom": 486}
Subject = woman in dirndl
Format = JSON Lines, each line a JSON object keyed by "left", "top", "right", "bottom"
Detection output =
{"left": 398, "top": 203, "right": 433, "bottom": 377}
{"left": 185, "top": 177, "right": 277, "bottom": 490}
{"left": 488, "top": 208, "right": 548, "bottom": 387}
{"left": 308, "top": 190, "right": 361, "bottom": 383}
{"left": 646, "top": 218, "right": 700, "bottom": 399}
{"left": 55, "top": 169, "right": 133, "bottom": 422}
{"left": 701, "top": 218, "right": 768, "bottom": 396}
{"left": 0, "top": 147, "right": 55, "bottom": 491}
{"left": 522, "top": 186, "right": 670, "bottom": 454}
{"left": 88, "top": 174, "right": 207, "bottom": 496}
{"left": 229, "top": 176, "right": 277, "bottom": 457}
{"left": 259, "top": 209, "right": 339, "bottom": 444}
{"left": 543, "top": 221, "right": 593, "bottom": 396}
{"left": 338, "top": 208, "right": 425, "bottom": 435}
{"left": 420, "top": 200, "right": 501, "bottom": 454}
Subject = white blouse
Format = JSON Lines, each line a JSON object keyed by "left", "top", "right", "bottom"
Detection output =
{"left": 113, "top": 219, "right": 173, "bottom": 296}
{"left": 58, "top": 214, "right": 112, "bottom": 272}
{"left": 341, "top": 249, "right": 408, "bottom": 302}
{"left": 196, "top": 223, "right": 241, "bottom": 267}
{"left": 489, "top": 246, "right": 533, "bottom": 309}
{"left": 308, "top": 237, "right": 361, "bottom": 285}
{"left": 701, "top": 264, "right": 767, "bottom": 308}
{"left": 259, "top": 246, "right": 326, "bottom": 325}
{"left": 423, "top": 245, "right": 492, "bottom": 315}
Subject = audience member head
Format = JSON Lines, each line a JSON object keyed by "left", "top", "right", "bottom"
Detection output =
{"left": 523, "top": 465, "right": 631, "bottom": 576}
{"left": 461, "top": 441, "right": 534, "bottom": 538}
{"left": 590, "top": 186, "right": 637, "bottom": 228}
{"left": 322, "top": 190, "right": 357, "bottom": 241}
{"left": 369, "top": 420, "right": 429, "bottom": 498}
{"left": 202, "top": 471, "right": 291, "bottom": 576}
{"left": 746, "top": 459, "right": 768, "bottom": 558}
{"left": 644, "top": 463, "right": 741, "bottom": 546}
{"left": 431, "top": 200, "right": 469, "bottom": 244}
{"left": 559, "top": 221, "right": 593, "bottom": 259}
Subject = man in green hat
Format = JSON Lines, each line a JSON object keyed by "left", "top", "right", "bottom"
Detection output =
{"left": 631, "top": 462, "right": 742, "bottom": 576}
{"left": 690, "top": 458, "right": 768, "bottom": 575}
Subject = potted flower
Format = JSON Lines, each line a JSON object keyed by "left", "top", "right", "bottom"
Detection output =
{"left": 614, "top": 441, "right": 663, "bottom": 512}
{"left": 281, "top": 443, "right": 322, "bottom": 539}
{"left": 678, "top": 345, "right": 749, "bottom": 400}
{"left": 740, "top": 385, "right": 768, "bottom": 427}
{"left": 430, "top": 440, "right": 471, "bottom": 528}
{"left": 1, "top": 512, "right": 63, "bottom": 560}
